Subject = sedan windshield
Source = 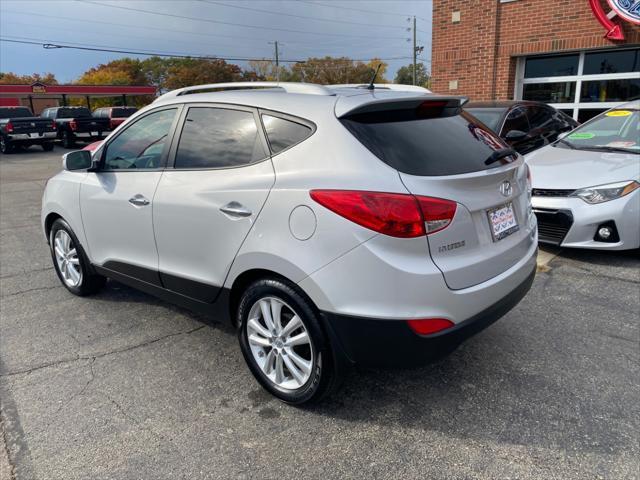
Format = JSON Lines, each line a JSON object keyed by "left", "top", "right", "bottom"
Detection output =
{"left": 464, "top": 108, "right": 506, "bottom": 131}
{"left": 559, "top": 108, "right": 639, "bottom": 153}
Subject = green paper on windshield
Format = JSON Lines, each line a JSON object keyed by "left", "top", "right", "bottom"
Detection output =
{"left": 568, "top": 132, "right": 595, "bottom": 139}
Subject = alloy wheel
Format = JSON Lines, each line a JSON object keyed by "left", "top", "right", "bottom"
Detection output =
{"left": 246, "top": 297, "right": 314, "bottom": 390}
{"left": 53, "top": 230, "right": 83, "bottom": 287}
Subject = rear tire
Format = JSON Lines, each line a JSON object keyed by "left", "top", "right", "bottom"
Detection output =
{"left": 42, "top": 142, "right": 54, "bottom": 152}
{"left": 0, "top": 136, "right": 12, "bottom": 154}
{"left": 50, "top": 218, "right": 106, "bottom": 296}
{"left": 237, "top": 278, "right": 340, "bottom": 405}
{"left": 62, "top": 130, "right": 75, "bottom": 149}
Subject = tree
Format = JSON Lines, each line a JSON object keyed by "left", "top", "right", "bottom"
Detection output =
{"left": 290, "top": 57, "right": 386, "bottom": 85}
{"left": 74, "top": 58, "right": 150, "bottom": 107}
{"left": 163, "top": 58, "right": 243, "bottom": 90}
{"left": 0, "top": 72, "right": 58, "bottom": 84}
{"left": 394, "top": 63, "right": 430, "bottom": 88}
{"left": 366, "top": 58, "right": 389, "bottom": 84}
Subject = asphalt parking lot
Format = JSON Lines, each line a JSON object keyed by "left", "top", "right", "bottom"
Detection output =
{"left": 1, "top": 146, "right": 638, "bottom": 480}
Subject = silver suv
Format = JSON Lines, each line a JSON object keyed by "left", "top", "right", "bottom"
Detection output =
{"left": 42, "top": 82, "right": 538, "bottom": 404}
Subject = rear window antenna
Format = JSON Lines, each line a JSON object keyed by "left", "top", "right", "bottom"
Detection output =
{"left": 367, "top": 64, "right": 383, "bottom": 90}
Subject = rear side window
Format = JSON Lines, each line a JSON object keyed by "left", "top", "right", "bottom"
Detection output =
{"left": 0, "top": 107, "right": 32, "bottom": 118}
{"left": 341, "top": 107, "right": 511, "bottom": 176}
{"left": 111, "top": 107, "right": 138, "bottom": 118}
{"left": 58, "top": 108, "right": 91, "bottom": 118}
{"left": 262, "top": 115, "right": 313, "bottom": 154}
{"left": 526, "top": 106, "right": 554, "bottom": 130}
{"left": 501, "top": 107, "right": 530, "bottom": 135}
{"left": 175, "top": 107, "right": 266, "bottom": 169}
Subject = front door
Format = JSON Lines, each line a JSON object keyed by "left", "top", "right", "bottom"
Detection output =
{"left": 80, "top": 107, "right": 180, "bottom": 284}
{"left": 153, "top": 105, "right": 274, "bottom": 302}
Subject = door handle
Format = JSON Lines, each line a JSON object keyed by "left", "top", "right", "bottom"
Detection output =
{"left": 220, "top": 201, "right": 252, "bottom": 218}
{"left": 128, "top": 194, "right": 150, "bottom": 207}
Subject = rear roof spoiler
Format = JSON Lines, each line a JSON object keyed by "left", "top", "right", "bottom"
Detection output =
{"left": 336, "top": 95, "right": 469, "bottom": 118}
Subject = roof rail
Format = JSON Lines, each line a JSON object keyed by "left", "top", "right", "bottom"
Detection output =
{"left": 155, "top": 82, "right": 334, "bottom": 102}
{"left": 328, "top": 83, "right": 431, "bottom": 93}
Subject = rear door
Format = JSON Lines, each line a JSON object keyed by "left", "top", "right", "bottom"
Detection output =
{"left": 340, "top": 101, "right": 536, "bottom": 289}
{"left": 152, "top": 104, "right": 274, "bottom": 302}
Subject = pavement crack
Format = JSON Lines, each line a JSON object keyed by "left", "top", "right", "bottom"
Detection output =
{"left": 0, "top": 267, "right": 54, "bottom": 280}
{"left": 0, "top": 285, "right": 61, "bottom": 299}
{"left": 45, "top": 359, "right": 96, "bottom": 429}
{"left": 0, "top": 325, "right": 206, "bottom": 378}
{"left": 106, "top": 394, "right": 174, "bottom": 447}
{"left": 0, "top": 414, "right": 17, "bottom": 480}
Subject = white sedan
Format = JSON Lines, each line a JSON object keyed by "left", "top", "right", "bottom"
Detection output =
{"left": 526, "top": 101, "right": 639, "bottom": 250}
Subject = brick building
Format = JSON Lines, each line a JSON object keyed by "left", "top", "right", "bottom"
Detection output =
{"left": 431, "top": 0, "right": 640, "bottom": 122}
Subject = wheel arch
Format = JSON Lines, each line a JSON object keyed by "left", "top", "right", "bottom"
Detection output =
{"left": 44, "top": 212, "right": 63, "bottom": 243}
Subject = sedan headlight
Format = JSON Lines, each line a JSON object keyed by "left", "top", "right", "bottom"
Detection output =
{"left": 570, "top": 180, "right": 640, "bottom": 204}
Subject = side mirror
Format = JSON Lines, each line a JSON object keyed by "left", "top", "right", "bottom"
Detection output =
{"left": 505, "top": 130, "right": 528, "bottom": 141}
{"left": 62, "top": 150, "right": 93, "bottom": 171}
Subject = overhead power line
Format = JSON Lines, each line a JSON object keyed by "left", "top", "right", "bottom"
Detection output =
{"left": 0, "top": 37, "right": 413, "bottom": 64}
{"left": 297, "top": 0, "right": 430, "bottom": 22}
{"left": 79, "top": 1, "right": 409, "bottom": 40}
{"left": 200, "top": 0, "right": 407, "bottom": 29}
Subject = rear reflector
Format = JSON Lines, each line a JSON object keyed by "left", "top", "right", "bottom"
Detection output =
{"left": 406, "top": 318, "right": 455, "bottom": 335}
{"left": 310, "top": 190, "right": 456, "bottom": 238}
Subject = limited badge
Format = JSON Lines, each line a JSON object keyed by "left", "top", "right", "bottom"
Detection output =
{"left": 605, "top": 110, "right": 632, "bottom": 117}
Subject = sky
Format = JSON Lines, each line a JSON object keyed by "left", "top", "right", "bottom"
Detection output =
{"left": 0, "top": 0, "right": 432, "bottom": 83}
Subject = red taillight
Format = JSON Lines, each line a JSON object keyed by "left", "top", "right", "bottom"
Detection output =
{"left": 407, "top": 318, "right": 455, "bottom": 335}
{"left": 51, "top": 121, "right": 56, "bottom": 130}
{"left": 109, "top": 119, "right": 116, "bottom": 129}
{"left": 5, "top": 122, "right": 13, "bottom": 133}
{"left": 416, "top": 196, "right": 457, "bottom": 234}
{"left": 69, "top": 120, "right": 77, "bottom": 131}
{"left": 309, "top": 190, "right": 456, "bottom": 238}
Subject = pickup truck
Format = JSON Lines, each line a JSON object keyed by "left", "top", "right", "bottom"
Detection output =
{"left": 41, "top": 106, "right": 111, "bottom": 148}
{"left": 93, "top": 106, "right": 138, "bottom": 130}
{"left": 0, "top": 107, "right": 57, "bottom": 154}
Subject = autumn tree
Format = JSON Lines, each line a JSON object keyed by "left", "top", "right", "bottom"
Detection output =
{"left": 394, "top": 63, "right": 430, "bottom": 88}
{"left": 0, "top": 72, "right": 58, "bottom": 84}
{"left": 163, "top": 58, "right": 243, "bottom": 90}
{"left": 289, "top": 57, "right": 386, "bottom": 85}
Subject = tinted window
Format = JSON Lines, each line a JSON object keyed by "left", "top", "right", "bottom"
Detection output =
{"left": 523, "top": 82, "right": 576, "bottom": 103}
{"left": 584, "top": 49, "right": 639, "bottom": 74}
{"left": 501, "top": 107, "right": 530, "bottom": 134}
{"left": 464, "top": 108, "right": 505, "bottom": 131}
{"left": 175, "top": 107, "right": 265, "bottom": 169}
{"left": 524, "top": 54, "right": 579, "bottom": 78}
{"left": 58, "top": 108, "right": 91, "bottom": 118}
{"left": 111, "top": 107, "right": 138, "bottom": 118}
{"left": 526, "top": 106, "right": 553, "bottom": 130}
{"left": 341, "top": 108, "right": 512, "bottom": 176}
{"left": 0, "top": 107, "right": 32, "bottom": 118}
{"left": 262, "top": 115, "right": 313, "bottom": 153}
{"left": 104, "top": 108, "right": 176, "bottom": 170}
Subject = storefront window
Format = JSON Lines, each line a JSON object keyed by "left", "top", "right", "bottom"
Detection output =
{"left": 583, "top": 49, "right": 639, "bottom": 75}
{"left": 577, "top": 109, "right": 607, "bottom": 124}
{"left": 523, "top": 82, "right": 576, "bottom": 103}
{"left": 580, "top": 79, "right": 640, "bottom": 102}
{"left": 524, "top": 54, "right": 579, "bottom": 78}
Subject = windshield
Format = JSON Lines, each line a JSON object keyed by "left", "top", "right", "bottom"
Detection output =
{"left": 464, "top": 108, "right": 506, "bottom": 132}
{"left": 560, "top": 108, "right": 639, "bottom": 153}
{"left": 0, "top": 107, "right": 33, "bottom": 118}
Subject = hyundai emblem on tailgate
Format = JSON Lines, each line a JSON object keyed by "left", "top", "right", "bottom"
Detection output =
{"left": 499, "top": 180, "right": 512, "bottom": 197}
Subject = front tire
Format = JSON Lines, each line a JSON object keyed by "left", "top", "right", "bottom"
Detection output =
{"left": 50, "top": 218, "right": 106, "bottom": 296}
{"left": 237, "top": 278, "right": 339, "bottom": 404}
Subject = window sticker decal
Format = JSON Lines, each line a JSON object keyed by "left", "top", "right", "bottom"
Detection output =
{"left": 605, "top": 110, "right": 632, "bottom": 117}
{"left": 568, "top": 132, "right": 596, "bottom": 139}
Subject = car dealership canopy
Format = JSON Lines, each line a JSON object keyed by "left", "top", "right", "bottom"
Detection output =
{"left": 0, "top": 83, "right": 157, "bottom": 114}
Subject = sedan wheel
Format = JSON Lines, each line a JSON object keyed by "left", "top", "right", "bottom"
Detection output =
{"left": 246, "top": 297, "right": 314, "bottom": 390}
{"left": 53, "top": 229, "right": 83, "bottom": 287}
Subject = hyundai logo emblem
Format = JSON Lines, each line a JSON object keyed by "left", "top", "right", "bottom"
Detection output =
{"left": 499, "top": 180, "right": 512, "bottom": 197}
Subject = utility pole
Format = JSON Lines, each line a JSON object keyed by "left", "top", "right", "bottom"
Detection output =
{"left": 275, "top": 41, "right": 280, "bottom": 83}
{"left": 412, "top": 16, "right": 416, "bottom": 86}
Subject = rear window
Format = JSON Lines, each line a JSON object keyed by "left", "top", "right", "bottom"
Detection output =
{"left": 58, "top": 108, "right": 91, "bottom": 118}
{"left": 341, "top": 107, "right": 511, "bottom": 176}
{"left": 262, "top": 115, "right": 313, "bottom": 154}
{"left": 111, "top": 107, "right": 138, "bottom": 118}
{"left": 0, "top": 107, "right": 33, "bottom": 118}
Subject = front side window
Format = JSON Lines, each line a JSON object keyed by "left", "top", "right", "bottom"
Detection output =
{"left": 526, "top": 106, "right": 554, "bottom": 131}
{"left": 174, "top": 107, "right": 266, "bottom": 169}
{"left": 262, "top": 115, "right": 313, "bottom": 154}
{"left": 103, "top": 108, "right": 177, "bottom": 170}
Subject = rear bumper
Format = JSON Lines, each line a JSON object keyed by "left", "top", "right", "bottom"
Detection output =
{"left": 7, "top": 132, "right": 56, "bottom": 142}
{"left": 321, "top": 264, "right": 536, "bottom": 367}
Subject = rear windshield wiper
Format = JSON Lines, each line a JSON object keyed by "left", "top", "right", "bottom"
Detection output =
{"left": 485, "top": 148, "right": 517, "bottom": 165}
